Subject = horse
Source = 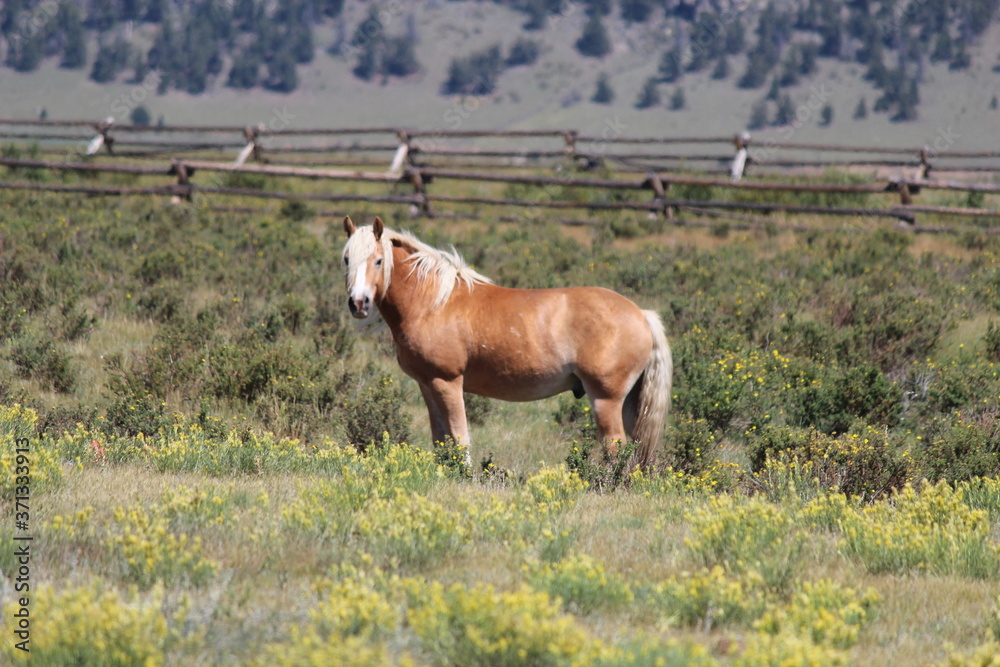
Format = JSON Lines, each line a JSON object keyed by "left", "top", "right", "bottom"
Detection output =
{"left": 341, "top": 215, "right": 672, "bottom": 468}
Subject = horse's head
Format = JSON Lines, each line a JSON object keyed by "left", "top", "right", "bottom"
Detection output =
{"left": 342, "top": 215, "right": 390, "bottom": 319}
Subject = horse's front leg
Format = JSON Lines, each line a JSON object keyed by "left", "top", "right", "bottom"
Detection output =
{"left": 418, "top": 382, "right": 448, "bottom": 445}
{"left": 426, "top": 377, "right": 472, "bottom": 467}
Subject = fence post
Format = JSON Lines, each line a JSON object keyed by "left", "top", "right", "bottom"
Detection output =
{"left": 407, "top": 168, "right": 432, "bottom": 217}
{"left": 87, "top": 117, "right": 115, "bottom": 156}
{"left": 169, "top": 159, "right": 193, "bottom": 202}
{"left": 390, "top": 130, "right": 411, "bottom": 175}
{"left": 563, "top": 130, "right": 578, "bottom": 164}
{"left": 918, "top": 147, "right": 931, "bottom": 179}
{"left": 235, "top": 126, "right": 262, "bottom": 165}
{"left": 644, "top": 172, "right": 672, "bottom": 220}
{"left": 730, "top": 132, "right": 749, "bottom": 181}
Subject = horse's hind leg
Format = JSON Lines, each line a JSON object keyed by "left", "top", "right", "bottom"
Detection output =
{"left": 589, "top": 396, "right": 627, "bottom": 457}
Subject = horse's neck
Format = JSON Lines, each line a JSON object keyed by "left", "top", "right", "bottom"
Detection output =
{"left": 377, "top": 246, "right": 432, "bottom": 332}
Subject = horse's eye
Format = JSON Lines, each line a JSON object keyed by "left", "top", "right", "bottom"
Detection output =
{"left": 343, "top": 256, "right": 349, "bottom": 267}
{"left": 375, "top": 258, "right": 383, "bottom": 267}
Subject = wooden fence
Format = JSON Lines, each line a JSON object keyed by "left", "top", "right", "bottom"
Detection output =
{"left": 1, "top": 118, "right": 998, "bottom": 233}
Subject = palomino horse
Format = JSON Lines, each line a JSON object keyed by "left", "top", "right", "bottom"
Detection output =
{"left": 341, "top": 216, "right": 672, "bottom": 468}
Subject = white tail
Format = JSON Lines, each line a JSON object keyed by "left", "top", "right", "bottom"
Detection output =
{"left": 626, "top": 310, "right": 672, "bottom": 467}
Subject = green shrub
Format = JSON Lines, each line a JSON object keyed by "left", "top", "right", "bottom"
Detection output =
{"left": 787, "top": 364, "right": 901, "bottom": 434}
{"left": 8, "top": 331, "right": 77, "bottom": 393}
{"left": 916, "top": 411, "right": 1000, "bottom": 483}
{"left": 747, "top": 423, "right": 912, "bottom": 501}
{"left": 342, "top": 374, "right": 410, "bottom": 450}
{"left": 565, "top": 437, "right": 637, "bottom": 492}
{"left": 664, "top": 414, "right": 719, "bottom": 475}
{"left": 984, "top": 321, "right": 1000, "bottom": 362}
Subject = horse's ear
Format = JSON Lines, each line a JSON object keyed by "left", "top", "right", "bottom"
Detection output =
{"left": 373, "top": 216, "right": 384, "bottom": 242}
{"left": 343, "top": 216, "right": 356, "bottom": 237}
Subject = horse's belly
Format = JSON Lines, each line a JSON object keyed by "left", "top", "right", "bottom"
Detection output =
{"left": 463, "top": 365, "right": 576, "bottom": 402}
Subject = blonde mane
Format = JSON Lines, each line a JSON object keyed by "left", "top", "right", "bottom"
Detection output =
{"left": 343, "top": 225, "right": 492, "bottom": 311}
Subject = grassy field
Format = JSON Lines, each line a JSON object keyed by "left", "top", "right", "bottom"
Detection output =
{"left": 0, "top": 170, "right": 1000, "bottom": 665}
{"left": 2, "top": 2, "right": 1000, "bottom": 154}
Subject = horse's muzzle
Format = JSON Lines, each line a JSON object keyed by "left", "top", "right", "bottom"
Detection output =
{"left": 348, "top": 295, "right": 371, "bottom": 319}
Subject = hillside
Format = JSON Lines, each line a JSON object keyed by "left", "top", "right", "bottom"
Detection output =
{"left": 0, "top": 0, "right": 999, "bottom": 150}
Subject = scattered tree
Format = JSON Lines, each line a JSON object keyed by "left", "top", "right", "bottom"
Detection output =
{"left": 853, "top": 97, "right": 868, "bottom": 119}
{"left": 658, "top": 46, "right": 683, "bottom": 83}
{"left": 748, "top": 99, "right": 769, "bottom": 129}
{"left": 621, "top": 0, "right": 657, "bottom": 24}
{"left": 506, "top": 37, "right": 540, "bottom": 67}
{"left": 575, "top": 13, "right": 611, "bottom": 58}
{"left": 265, "top": 48, "right": 298, "bottom": 92}
{"left": 819, "top": 103, "right": 833, "bottom": 126}
{"left": 711, "top": 55, "right": 729, "bottom": 80}
{"left": 635, "top": 76, "right": 660, "bottom": 109}
{"left": 60, "top": 3, "right": 88, "bottom": 69}
{"left": 591, "top": 72, "right": 614, "bottom": 104}
{"left": 669, "top": 86, "right": 686, "bottom": 110}
{"left": 774, "top": 93, "right": 795, "bottom": 126}
{"left": 130, "top": 105, "right": 151, "bottom": 126}
{"left": 443, "top": 44, "right": 504, "bottom": 95}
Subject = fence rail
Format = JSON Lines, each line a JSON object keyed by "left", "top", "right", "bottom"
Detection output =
{"left": 1, "top": 118, "right": 998, "bottom": 232}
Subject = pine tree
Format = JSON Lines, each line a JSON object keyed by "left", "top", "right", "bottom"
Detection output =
{"left": 320, "top": 0, "right": 344, "bottom": 19}
{"left": 290, "top": 23, "right": 314, "bottom": 64}
{"left": 669, "top": 86, "right": 686, "bottom": 110}
{"left": 853, "top": 98, "right": 868, "bottom": 119}
{"left": 621, "top": 0, "right": 656, "bottom": 23}
{"left": 725, "top": 17, "right": 745, "bottom": 55}
{"left": 930, "top": 32, "right": 952, "bottom": 63}
{"left": 819, "top": 104, "right": 833, "bottom": 126}
{"left": 130, "top": 105, "right": 151, "bottom": 126}
{"left": 90, "top": 37, "right": 131, "bottom": 83}
{"left": 585, "top": 0, "right": 612, "bottom": 16}
{"left": 738, "top": 50, "right": 772, "bottom": 89}
{"left": 60, "top": 3, "right": 88, "bottom": 69}
{"left": 712, "top": 55, "right": 729, "bottom": 80}
{"left": 507, "top": 38, "right": 540, "bottom": 67}
{"left": 949, "top": 39, "right": 971, "bottom": 70}
{"left": 591, "top": 72, "right": 614, "bottom": 104}
{"left": 383, "top": 36, "right": 419, "bottom": 77}
{"left": 9, "top": 33, "right": 43, "bottom": 72}
{"left": 522, "top": 0, "right": 547, "bottom": 30}
{"left": 265, "top": 48, "right": 298, "bottom": 92}
{"left": 748, "top": 99, "right": 769, "bottom": 129}
{"left": 227, "top": 51, "right": 259, "bottom": 88}
{"left": 658, "top": 46, "right": 683, "bottom": 82}
{"left": 774, "top": 94, "right": 795, "bottom": 126}
{"left": 575, "top": 13, "right": 611, "bottom": 58}
{"left": 635, "top": 76, "right": 660, "bottom": 109}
